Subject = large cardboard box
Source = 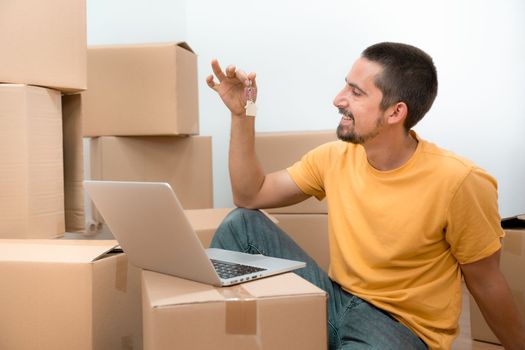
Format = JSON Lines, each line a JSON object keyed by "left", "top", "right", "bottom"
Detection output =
{"left": 89, "top": 136, "right": 213, "bottom": 218}
{"left": 274, "top": 214, "right": 330, "bottom": 272}
{"left": 62, "top": 94, "right": 85, "bottom": 232}
{"left": 142, "top": 270, "right": 327, "bottom": 350}
{"left": 0, "top": 0, "right": 86, "bottom": 93}
{"left": 82, "top": 42, "right": 198, "bottom": 136}
{"left": 0, "top": 240, "right": 143, "bottom": 350}
{"left": 255, "top": 130, "right": 337, "bottom": 214}
{"left": 0, "top": 84, "right": 65, "bottom": 238}
{"left": 469, "top": 215, "right": 525, "bottom": 344}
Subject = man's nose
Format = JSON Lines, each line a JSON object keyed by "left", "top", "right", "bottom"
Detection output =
{"left": 333, "top": 89, "right": 347, "bottom": 109}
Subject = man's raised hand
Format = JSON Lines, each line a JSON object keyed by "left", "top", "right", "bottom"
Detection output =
{"left": 206, "top": 59, "right": 257, "bottom": 117}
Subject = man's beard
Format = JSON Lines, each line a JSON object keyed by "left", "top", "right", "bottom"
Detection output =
{"left": 336, "top": 108, "right": 384, "bottom": 144}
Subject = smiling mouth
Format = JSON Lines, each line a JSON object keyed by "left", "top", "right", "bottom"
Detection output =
{"left": 338, "top": 108, "right": 354, "bottom": 121}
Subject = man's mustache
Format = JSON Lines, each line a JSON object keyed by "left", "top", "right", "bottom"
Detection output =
{"left": 338, "top": 108, "right": 354, "bottom": 119}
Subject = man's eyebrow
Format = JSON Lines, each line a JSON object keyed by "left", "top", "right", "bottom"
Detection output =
{"left": 345, "top": 77, "right": 368, "bottom": 96}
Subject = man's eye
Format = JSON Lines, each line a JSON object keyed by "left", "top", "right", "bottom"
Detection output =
{"left": 351, "top": 88, "right": 362, "bottom": 97}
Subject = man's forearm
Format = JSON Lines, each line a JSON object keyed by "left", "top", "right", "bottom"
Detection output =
{"left": 229, "top": 113, "right": 265, "bottom": 207}
{"left": 467, "top": 273, "right": 525, "bottom": 350}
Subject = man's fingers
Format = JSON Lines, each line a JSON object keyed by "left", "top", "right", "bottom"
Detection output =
{"left": 234, "top": 68, "right": 249, "bottom": 86}
{"left": 206, "top": 75, "right": 218, "bottom": 91}
{"left": 211, "top": 59, "right": 226, "bottom": 82}
{"left": 226, "top": 65, "right": 237, "bottom": 79}
{"left": 210, "top": 59, "right": 256, "bottom": 100}
{"left": 247, "top": 72, "right": 257, "bottom": 89}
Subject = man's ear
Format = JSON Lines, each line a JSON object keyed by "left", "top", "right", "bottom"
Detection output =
{"left": 386, "top": 102, "right": 408, "bottom": 125}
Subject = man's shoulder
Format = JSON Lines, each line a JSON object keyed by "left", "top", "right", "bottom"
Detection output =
{"left": 416, "top": 138, "right": 498, "bottom": 194}
{"left": 419, "top": 139, "right": 478, "bottom": 172}
{"left": 412, "top": 139, "right": 499, "bottom": 204}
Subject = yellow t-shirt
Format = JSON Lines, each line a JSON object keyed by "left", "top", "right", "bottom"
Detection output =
{"left": 287, "top": 133, "right": 504, "bottom": 350}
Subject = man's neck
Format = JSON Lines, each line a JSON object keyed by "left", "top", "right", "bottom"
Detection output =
{"left": 364, "top": 131, "right": 419, "bottom": 171}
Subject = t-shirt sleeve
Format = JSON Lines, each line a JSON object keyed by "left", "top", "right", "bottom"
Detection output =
{"left": 445, "top": 167, "right": 505, "bottom": 264}
{"left": 286, "top": 143, "right": 331, "bottom": 201}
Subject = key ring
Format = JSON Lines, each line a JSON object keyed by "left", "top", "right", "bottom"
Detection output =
{"left": 244, "top": 80, "right": 257, "bottom": 117}
{"left": 244, "top": 80, "right": 256, "bottom": 102}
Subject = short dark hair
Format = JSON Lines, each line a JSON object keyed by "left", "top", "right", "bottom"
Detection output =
{"left": 362, "top": 42, "right": 438, "bottom": 131}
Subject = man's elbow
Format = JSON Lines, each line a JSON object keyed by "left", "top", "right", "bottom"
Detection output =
{"left": 232, "top": 195, "right": 259, "bottom": 210}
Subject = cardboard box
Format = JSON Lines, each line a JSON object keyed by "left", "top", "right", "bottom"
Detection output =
{"left": 62, "top": 94, "right": 85, "bottom": 232}
{"left": 186, "top": 208, "right": 279, "bottom": 248}
{"left": 0, "top": 240, "right": 143, "bottom": 350}
{"left": 274, "top": 214, "right": 330, "bottom": 272}
{"left": 255, "top": 130, "right": 337, "bottom": 214}
{"left": 0, "top": 84, "right": 65, "bottom": 238}
{"left": 82, "top": 42, "right": 198, "bottom": 136}
{"left": 89, "top": 135, "right": 212, "bottom": 214}
{"left": 142, "top": 270, "right": 327, "bottom": 350}
{"left": 470, "top": 215, "right": 525, "bottom": 344}
{"left": 0, "top": 0, "right": 86, "bottom": 93}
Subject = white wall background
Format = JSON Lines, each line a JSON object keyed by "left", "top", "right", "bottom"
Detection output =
{"left": 87, "top": 0, "right": 525, "bottom": 217}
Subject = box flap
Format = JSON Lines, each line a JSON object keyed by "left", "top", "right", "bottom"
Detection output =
{"left": 176, "top": 41, "right": 194, "bottom": 53}
{"left": 0, "top": 239, "right": 119, "bottom": 263}
{"left": 144, "top": 271, "right": 326, "bottom": 308}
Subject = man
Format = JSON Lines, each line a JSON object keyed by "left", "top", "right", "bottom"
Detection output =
{"left": 206, "top": 42, "right": 525, "bottom": 350}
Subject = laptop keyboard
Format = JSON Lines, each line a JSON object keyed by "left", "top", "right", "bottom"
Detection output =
{"left": 210, "top": 259, "right": 267, "bottom": 279}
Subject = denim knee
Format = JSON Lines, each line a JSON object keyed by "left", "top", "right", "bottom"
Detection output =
{"left": 220, "top": 208, "right": 267, "bottom": 231}
{"left": 227, "top": 208, "right": 264, "bottom": 221}
{"left": 210, "top": 208, "right": 261, "bottom": 250}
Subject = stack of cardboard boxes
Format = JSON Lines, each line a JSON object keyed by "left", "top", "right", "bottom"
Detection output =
{"left": 255, "top": 130, "right": 338, "bottom": 272}
{"left": 82, "top": 42, "right": 214, "bottom": 227}
{"left": 0, "top": 1, "right": 145, "bottom": 349}
{"left": 0, "top": 0, "right": 86, "bottom": 239}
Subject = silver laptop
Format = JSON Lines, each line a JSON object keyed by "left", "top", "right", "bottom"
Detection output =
{"left": 84, "top": 180, "right": 306, "bottom": 286}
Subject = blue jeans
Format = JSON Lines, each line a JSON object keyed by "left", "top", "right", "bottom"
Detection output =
{"left": 210, "top": 209, "right": 428, "bottom": 350}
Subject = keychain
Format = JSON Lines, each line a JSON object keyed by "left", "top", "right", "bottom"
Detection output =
{"left": 244, "top": 80, "right": 257, "bottom": 117}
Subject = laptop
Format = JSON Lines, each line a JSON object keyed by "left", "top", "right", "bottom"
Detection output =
{"left": 84, "top": 180, "right": 306, "bottom": 286}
